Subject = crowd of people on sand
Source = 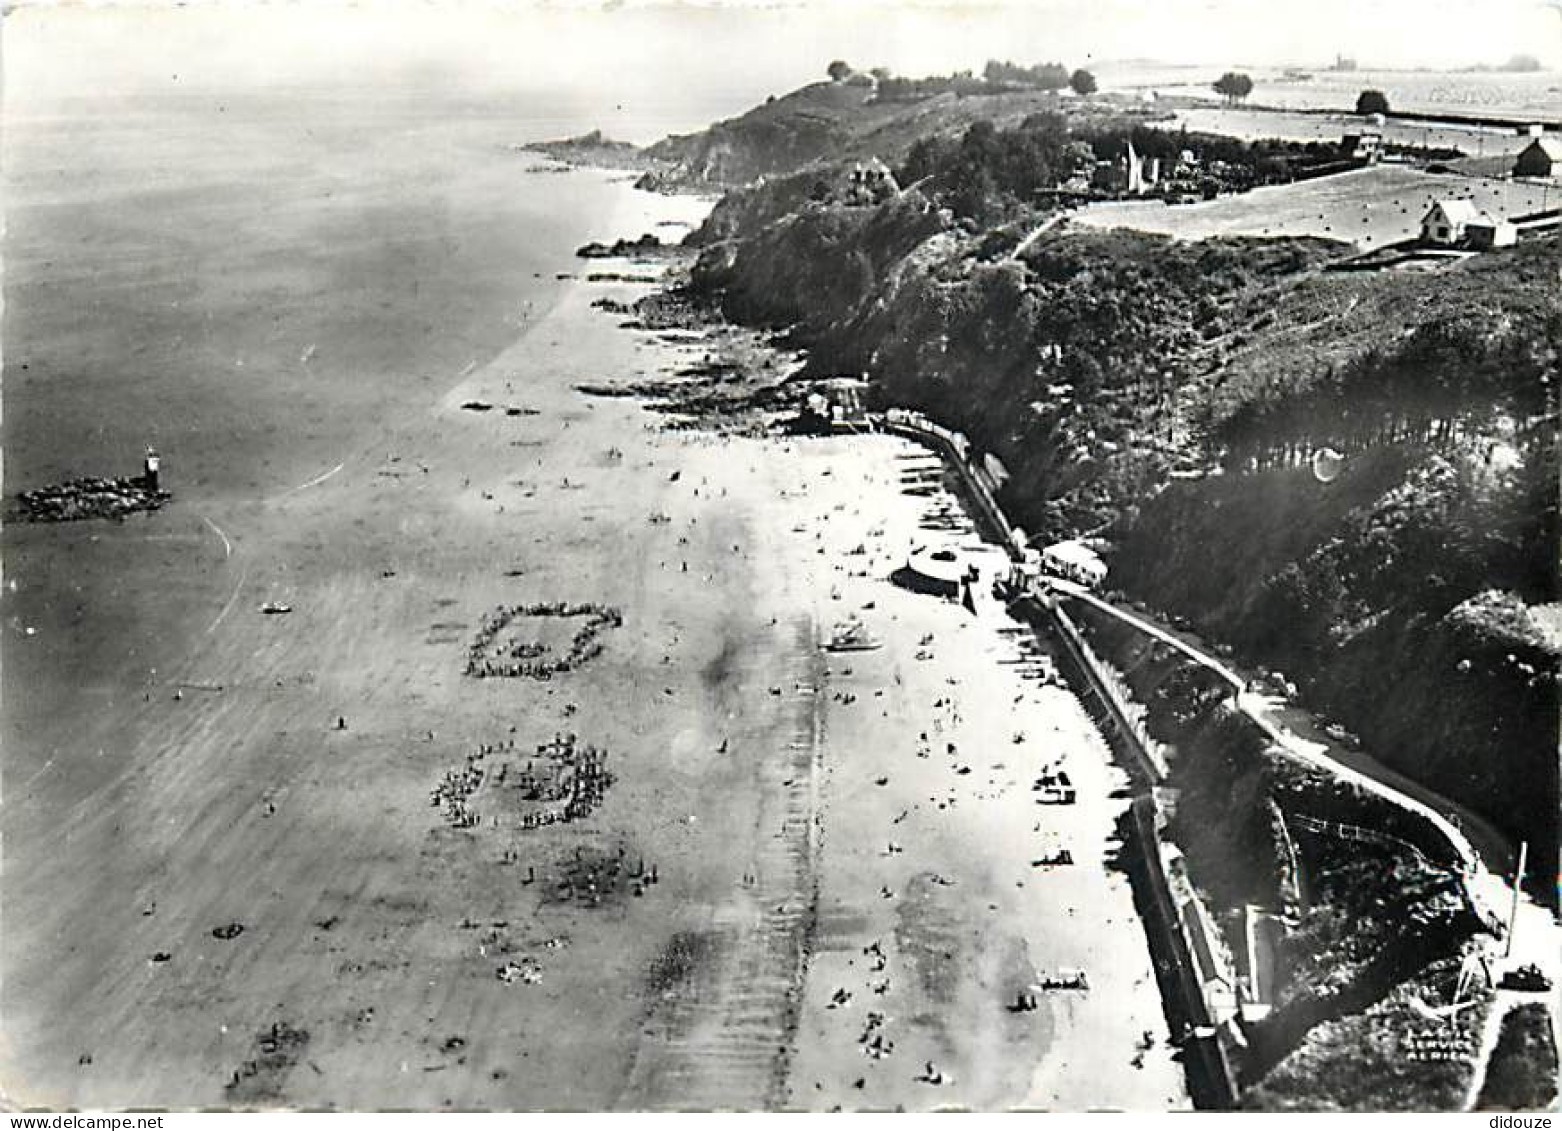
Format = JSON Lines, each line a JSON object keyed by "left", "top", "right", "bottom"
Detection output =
{"left": 430, "top": 731, "right": 615, "bottom": 832}
{"left": 224, "top": 1020, "right": 309, "bottom": 1097}
{"left": 431, "top": 757, "right": 486, "bottom": 829}
{"left": 496, "top": 956, "right": 545, "bottom": 986}
{"left": 465, "top": 600, "right": 623, "bottom": 680}
{"left": 16, "top": 474, "right": 170, "bottom": 522}
{"left": 515, "top": 733, "right": 615, "bottom": 829}
{"left": 554, "top": 842, "right": 661, "bottom": 906}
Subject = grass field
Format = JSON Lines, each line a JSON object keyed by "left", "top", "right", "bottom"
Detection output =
{"left": 1073, "top": 165, "right": 1558, "bottom": 250}
{"left": 1161, "top": 106, "right": 1547, "bottom": 156}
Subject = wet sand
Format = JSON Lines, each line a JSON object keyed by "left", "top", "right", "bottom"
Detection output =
{"left": 3, "top": 162, "right": 1184, "bottom": 1109}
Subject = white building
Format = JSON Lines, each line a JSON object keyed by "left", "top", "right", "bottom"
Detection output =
{"left": 1040, "top": 540, "right": 1107, "bottom": 588}
{"left": 1420, "top": 199, "right": 1479, "bottom": 245}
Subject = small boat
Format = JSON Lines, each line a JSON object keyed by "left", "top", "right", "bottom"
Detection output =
{"left": 1038, "top": 968, "right": 1089, "bottom": 991}
{"left": 824, "top": 618, "right": 881, "bottom": 652}
{"left": 1030, "top": 849, "right": 1074, "bottom": 867}
{"left": 260, "top": 601, "right": 293, "bottom": 615}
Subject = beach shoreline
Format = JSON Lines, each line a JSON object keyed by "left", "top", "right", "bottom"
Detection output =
{"left": 4, "top": 161, "right": 1184, "bottom": 1110}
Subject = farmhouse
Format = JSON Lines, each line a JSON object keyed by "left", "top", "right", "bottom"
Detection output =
{"left": 1420, "top": 199, "right": 1480, "bottom": 245}
{"left": 1512, "top": 136, "right": 1562, "bottom": 178}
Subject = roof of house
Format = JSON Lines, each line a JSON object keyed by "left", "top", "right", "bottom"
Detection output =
{"left": 1423, "top": 199, "right": 1480, "bottom": 225}
{"left": 1520, "top": 136, "right": 1562, "bottom": 161}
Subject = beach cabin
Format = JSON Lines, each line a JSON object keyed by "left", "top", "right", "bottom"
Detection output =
{"left": 1512, "top": 136, "right": 1562, "bottom": 179}
{"left": 1040, "top": 540, "right": 1107, "bottom": 589}
{"left": 1419, "top": 199, "right": 1479, "bottom": 245}
{"left": 1181, "top": 898, "right": 1240, "bottom": 1025}
{"left": 1235, "top": 904, "right": 1283, "bottom": 1024}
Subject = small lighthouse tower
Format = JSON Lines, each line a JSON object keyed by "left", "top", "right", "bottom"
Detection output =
{"left": 143, "top": 447, "right": 162, "bottom": 493}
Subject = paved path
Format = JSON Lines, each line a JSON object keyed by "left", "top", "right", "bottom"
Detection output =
{"left": 1048, "top": 577, "right": 1482, "bottom": 871}
{"left": 1008, "top": 211, "right": 1069, "bottom": 261}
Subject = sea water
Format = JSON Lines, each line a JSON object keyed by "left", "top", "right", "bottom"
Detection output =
{"left": 2, "top": 82, "right": 722, "bottom": 501}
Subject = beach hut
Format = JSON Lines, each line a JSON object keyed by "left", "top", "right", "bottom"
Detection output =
{"left": 1040, "top": 541, "right": 1107, "bottom": 588}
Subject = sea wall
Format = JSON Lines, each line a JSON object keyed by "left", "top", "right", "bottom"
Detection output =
{"left": 880, "top": 409, "right": 1016, "bottom": 549}
{"left": 1028, "top": 596, "right": 1241, "bottom": 1109}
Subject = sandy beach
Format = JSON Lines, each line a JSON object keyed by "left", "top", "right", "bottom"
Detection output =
{"left": 4, "top": 139, "right": 1183, "bottom": 1107}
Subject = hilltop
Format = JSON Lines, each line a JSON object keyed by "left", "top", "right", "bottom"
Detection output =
{"left": 635, "top": 72, "right": 1170, "bottom": 190}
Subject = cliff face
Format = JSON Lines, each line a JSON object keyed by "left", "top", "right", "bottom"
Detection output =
{"left": 683, "top": 158, "right": 1560, "bottom": 897}
{"left": 694, "top": 183, "right": 1339, "bottom": 531}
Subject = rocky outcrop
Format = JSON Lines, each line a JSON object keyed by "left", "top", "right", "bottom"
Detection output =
{"left": 576, "top": 233, "right": 667, "bottom": 259}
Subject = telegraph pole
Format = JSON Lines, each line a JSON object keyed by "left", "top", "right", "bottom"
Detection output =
{"left": 1504, "top": 840, "right": 1528, "bottom": 959}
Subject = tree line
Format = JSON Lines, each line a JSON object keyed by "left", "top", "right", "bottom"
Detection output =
{"left": 896, "top": 113, "right": 1355, "bottom": 223}
{"left": 827, "top": 58, "right": 1098, "bottom": 101}
{"left": 1210, "top": 320, "right": 1558, "bottom": 472}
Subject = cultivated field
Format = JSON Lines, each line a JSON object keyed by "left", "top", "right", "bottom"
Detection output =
{"left": 1073, "top": 164, "right": 1558, "bottom": 250}
{"left": 1159, "top": 106, "right": 1540, "bottom": 156}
